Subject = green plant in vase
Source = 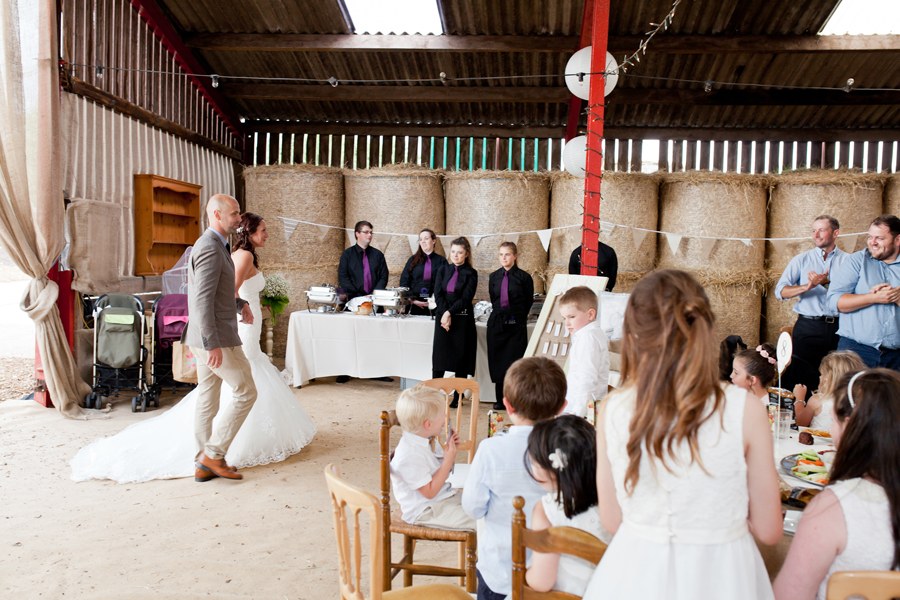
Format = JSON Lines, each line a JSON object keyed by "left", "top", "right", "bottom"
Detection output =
{"left": 261, "top": 273, "right": 291, "bottom": 326}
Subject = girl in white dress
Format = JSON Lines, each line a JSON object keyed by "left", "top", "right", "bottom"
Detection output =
{"left": 774, "top": 368, "right": 900, "bottom": 600}
{"left": 71, "top": 214, "right": 317, "bottom": 484}
{"left": 524, "top": 415, "right": 613, "bottom": 596}
{"left": 584, "top": 269, "right": 783, "bottom": 600}
{"left": 730, "top": 342, "right": 778, "bottom": 405}
{"left": 793, "top": 350, "right": 865, "bottom": 430}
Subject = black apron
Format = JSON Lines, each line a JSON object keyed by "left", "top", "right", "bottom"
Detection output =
{"left": 431, "top": 265, "right": 478, "bottom": 377}
{"left": 485, "top": 266, "right": 534, "bottom": 382}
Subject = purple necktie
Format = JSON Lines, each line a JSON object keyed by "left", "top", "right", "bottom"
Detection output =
{"left": 424, "top": 255, "right": 432, "bottom": 282}
{"left": 446, "top": 266, "right": 459, "bottom": 294}
{"left": 501, "top": 271, "right": 510, "bottom": 308}
{"left": 362, "top": 249, "right": 373, "bottom": 294}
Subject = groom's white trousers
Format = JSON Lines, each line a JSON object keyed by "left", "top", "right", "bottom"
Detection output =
{"left": 191, "top": 345, "right": 258, "bottom": 461}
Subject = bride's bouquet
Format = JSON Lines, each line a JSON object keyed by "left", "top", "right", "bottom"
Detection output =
{"left": 261, "top": 273, "right": 291, "bottom": 325}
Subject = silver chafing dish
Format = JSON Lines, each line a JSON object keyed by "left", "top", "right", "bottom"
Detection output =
{"left": 371, "top": 287, "right": 413, "bottom": 316}
{"left": 305, "top": 284, "right": 346, "bottom": 313}
{"left": 529, "top": 294, "right": 546, "bottom": 321}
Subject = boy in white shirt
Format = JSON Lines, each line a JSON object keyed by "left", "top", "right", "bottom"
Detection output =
{"left": 390, "top": 385, "right": 474, "bottom": 530}
{"left": 462, "top": 357, "right": 567, "bottom": 600}
{"left": 558, "top": 286, "right": 610, "bottom": 418}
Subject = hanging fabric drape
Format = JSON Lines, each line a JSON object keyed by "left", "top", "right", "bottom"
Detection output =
{"left": 0, "top": 0, "right": 91, "bottom": 418}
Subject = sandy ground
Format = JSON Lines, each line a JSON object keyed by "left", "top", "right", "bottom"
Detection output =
{"left": 0, "top": 374, "right": 489, "bottom": 599}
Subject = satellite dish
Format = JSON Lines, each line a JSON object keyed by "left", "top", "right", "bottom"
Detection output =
{"left": 776, "top": 331, "right": 793, "bottom": 375}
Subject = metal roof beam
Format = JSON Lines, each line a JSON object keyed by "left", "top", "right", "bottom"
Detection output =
{"left": 609, "top": 88, "right": 900, "bottom": 105}
{"left": 220, "top": 84, "right": 570, "bottom": 102}
{"left": 185, "top": 33, "right": 900, "bottom": 54}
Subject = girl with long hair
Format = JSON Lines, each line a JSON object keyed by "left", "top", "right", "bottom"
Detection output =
{"left": 793, "top": 350, "right": 866, "bottom": 429}
{"left": 774, "top": 368, "right": 900, "bottom": 600}
{"left": 486, "top": 242, "right": 534, "bottom": 410}
{"left": 431, "top": 237, "right": 478, "bottom": 384}
{"left": 399, "top": 229, "right": 448, "bottom": 315}
{"left": 525, "top": 415, "right": 612, "bottom": 596}
{"left": 583, "top": 269, "right": 782, "bottom": 600}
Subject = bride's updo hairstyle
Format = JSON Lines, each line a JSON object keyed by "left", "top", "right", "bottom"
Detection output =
{"left": 617, "top": 269, "right": 724, "bottom": 494}
{"left": 233, "top": 212, "right": 264, "bottom": 268}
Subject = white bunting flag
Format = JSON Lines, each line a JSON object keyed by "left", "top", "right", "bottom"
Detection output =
{"left": 472, "top": 235, "right": 486, "bottom": 248}
{"left": 857, "top": 233, "right": 868, "bottom": 252}
{"left": 372, "top": 233, "right": 392, "bottom": 252}
{"left": 632, "top": 228, "right": 649, "bottom": 250}
{"left": 699, "top": 237, "right": 717, "bottom": 260}
{"left": 281, "top": 218, "right": 299, "bottom": 241}
{"left": 407, "top": 234, "right": 420, "bottom": 254}
{"left": 504, "top": 233, "right": 520, "bottom": 246}
{"left": 600, "top": 222, "right": 615, "bottom": 238}
{"left": 536, "top": 229, "right": 553, "bottom": 252}
{"left": 437, "top": 235, "right": 455, "bottom": 250}
{"left": 741, "top": 239, "right": 753, "bottom": 247}
{"left": 665, "top": 233, "right": 683, "bottom": 256}
{"left": 347, "top": 229, "right": 356, "bottom": 245}
{"left": 769, "top": 239, "right": 790, "bottom": 257}
{"left": 316, "top": 225, "right": 330, "bottom": 242}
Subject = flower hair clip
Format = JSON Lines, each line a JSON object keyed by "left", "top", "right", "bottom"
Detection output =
{"left": 548, "top": 448, "right": 568, "bottom": 471}
{"left": 236, "top": 226, "right": 245, "bottom": 233}
{"left": 755, "top": 345, "right": 776, "bottom": 365}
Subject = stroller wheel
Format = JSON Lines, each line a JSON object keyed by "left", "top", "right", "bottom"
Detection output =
{"left": 84, "top": 393, "right": 95, "bottom": 409}
{"left": 140, "top": 395, "right": 148, "bottom": 412}
{"left": 131, "top": 397, "right": 138, "bottom": 413}
{"left": 152, "top": 392, "right": 160, "bottom": 408}
{"left": 94, "top": 395, "right": 104, "bottom": 410}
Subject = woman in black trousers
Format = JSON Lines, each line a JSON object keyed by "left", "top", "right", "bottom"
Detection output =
{"left": 399, "top": 229, "right": 448, "bottom": 316}
{"left": 486, "top": 242, "right": 534, "bottom": 410}
{"left": 432, "top": 237, "right": 478, "bottom": 406}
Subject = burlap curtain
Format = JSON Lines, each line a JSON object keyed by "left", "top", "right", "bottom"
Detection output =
{"left": 0, "top": 0, "right": 90, "bottom": 418}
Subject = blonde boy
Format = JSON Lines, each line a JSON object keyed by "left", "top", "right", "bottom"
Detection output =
{"left": 390, "top": 385, "right": 474, "bottom": 530}
{"left": 558, "top": 286, "right": 610, "bottom": 418}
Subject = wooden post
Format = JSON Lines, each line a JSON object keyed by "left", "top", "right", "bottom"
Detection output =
{"left": 581, "top": 0, "right": 610, "bottom": 276}
{"left": 380, "top": 411, "right": 393, "bottom": 591}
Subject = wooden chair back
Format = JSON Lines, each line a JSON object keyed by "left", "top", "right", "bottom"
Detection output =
{"left": 780, "top": 326, "right": 794, "bottom": 338}
{"left": 826, "top": 571, "right": 900, "bottom": 600}
{"left": 510, "top": 496, "right": 607, "bottom": 600}
{"left": 419, "top": 377, "right": 480, "bottom": 464}
{"left": 324, "top": 463, "right": 384, "bottom": 600}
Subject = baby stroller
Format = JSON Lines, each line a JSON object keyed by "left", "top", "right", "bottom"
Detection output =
{"left": 150, "top": 293, "right": 194, "bottom": 394}
{"left": 84, "top": 293, "right": 158, "bottom": 412}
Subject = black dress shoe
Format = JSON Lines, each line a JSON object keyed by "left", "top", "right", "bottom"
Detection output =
{"left": 492, "top": 401, "right": 506, "bottom": 411}
{"left": 449, "top": 392, "right": 459, "bottom": 409}
{"left": 336, "top": 375, "right": 351, "bottom": 384}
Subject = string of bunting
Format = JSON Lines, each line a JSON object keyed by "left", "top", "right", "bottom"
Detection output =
{"left": 277, "top": 216, "right": 869, "bottom": 259}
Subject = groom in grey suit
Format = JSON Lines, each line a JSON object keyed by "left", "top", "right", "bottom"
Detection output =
{"left": 182, "top": 194, "right": 258, "bottom": 481}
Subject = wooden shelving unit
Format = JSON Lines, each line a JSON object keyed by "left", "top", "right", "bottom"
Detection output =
{"left": 134, "top": 174, "right": 203, "bottom": 276}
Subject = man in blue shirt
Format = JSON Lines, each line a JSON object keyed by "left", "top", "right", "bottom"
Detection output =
{"left": 774, "top": 215, "right": 845, "bottom": 391}
{"left": 826, "top": 214, "right": 900, "bottom": 370}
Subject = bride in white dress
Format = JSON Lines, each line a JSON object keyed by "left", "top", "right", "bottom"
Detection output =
{"left": 71, "top": 214, "right": 317, "bottom": 484}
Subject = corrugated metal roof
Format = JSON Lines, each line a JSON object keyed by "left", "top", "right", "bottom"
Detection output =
{"left": 155, "top": 0, "right": 900, "bottom": 134}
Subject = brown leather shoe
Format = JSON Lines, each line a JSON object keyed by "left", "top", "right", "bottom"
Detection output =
{"left": 195, "top": 465, "right": 218, "bottom": 482}
{"left": 197, "top": 454, "right": 243, "bottom": 480}
{"left": 196, "top": 451, "right": 237, "bottom": 473}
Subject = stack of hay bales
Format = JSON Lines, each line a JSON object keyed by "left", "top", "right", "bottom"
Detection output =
{"left": 764, "top": 170, "right": 886, "bottom": 343}
{"left": 444, "top": 170, "right": 550, "bottom": 300}
{"left": 658, "top": 173, "right": 770, "bottom": 347}
{"left": 885, "top": 173, "right": 900, "bottom": 216}
{"left": 243, "top": 164, "right": 344, "bottom": 357}
{"left": 549, "top": 172, "right": 660, "bottom": 292}
{"left": 343, "top": 164, "right": 445, "bottom": 287}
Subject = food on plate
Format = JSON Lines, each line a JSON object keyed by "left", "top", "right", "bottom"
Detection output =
{"left": 802, "top": 428, "right": 831, "bottom": 438}
{"left": 799, "top": 431, "right": 814, "bottom": 445}
{"left": 790, "top": 449, "right": 830, "bottom": 485}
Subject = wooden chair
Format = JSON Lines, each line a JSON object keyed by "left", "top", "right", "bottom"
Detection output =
{"left": 380, "top": 378, "right": 480, "bottom": 593}
{"left": 826, "top": 571, "right": 900, "bottom": 600}
{"left": 510, "top": 496, "right": 608, "bottom": 600}
{"left": 780, "top": 326, "right": 794, "bottom": 339}
{"left": 323, "top": 464, "right": 472, "bottom": 600}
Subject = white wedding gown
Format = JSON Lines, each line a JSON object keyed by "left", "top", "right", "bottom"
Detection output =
{"left": 70, "top": 272, "right": 317, "bottom": 483}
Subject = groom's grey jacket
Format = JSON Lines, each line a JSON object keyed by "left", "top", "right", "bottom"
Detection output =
{"left": 182, "top": 229, "right": 249, "bottom": 351}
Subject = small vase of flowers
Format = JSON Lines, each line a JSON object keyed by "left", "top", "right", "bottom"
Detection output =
{"left": 260, "top": 273, "right": 291, "bottom": 326}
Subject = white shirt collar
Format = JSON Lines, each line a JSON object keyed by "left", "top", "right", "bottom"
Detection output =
{"left": 400, "top": 430, "right": 432, "bottom": 446}
{"left": 572, "top": 320, "right": 601, "bottom": 339}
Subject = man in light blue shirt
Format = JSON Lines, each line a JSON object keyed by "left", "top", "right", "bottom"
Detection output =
{"left": 774, "top": 215, "right": 845, "bottom": 391}
{"left": 826, "top": 215, "right": 900, "bottom": 370}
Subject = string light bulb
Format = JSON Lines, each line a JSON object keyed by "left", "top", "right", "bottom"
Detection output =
{"left": 211, "top": 74, "right": 219, "bottom": 88}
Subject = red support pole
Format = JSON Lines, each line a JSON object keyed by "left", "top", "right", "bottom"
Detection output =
{"left": 581, "top": 0, "right": 610, "bottom": 276}
{"left": 564, "top": 0, "right": 595, "bottom": 142}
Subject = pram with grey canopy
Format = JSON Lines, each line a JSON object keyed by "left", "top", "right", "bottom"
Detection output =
{"left": 84, "top": 293, "right": 159, "bottom": 412}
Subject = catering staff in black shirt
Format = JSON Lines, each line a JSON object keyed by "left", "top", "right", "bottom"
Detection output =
{"left": 400, "top": 228, "right": 448, "bottom": 315}
{"left": 338, "top": 220, "right": 389, "bottom": 300}
{"left": 432, "top": 237, "right": 478, "bottom": 404}
{"left": 487, "top": 242, "right": 534, "bottom": 411}
{"left": 568, "top": 241, "right": 617, "bottom": 291}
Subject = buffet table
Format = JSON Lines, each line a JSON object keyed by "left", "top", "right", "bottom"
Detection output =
{"left": 283, "top": 310, "right": 534, "bottom": 404}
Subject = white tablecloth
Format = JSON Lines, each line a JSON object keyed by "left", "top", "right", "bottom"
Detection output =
{"left": 284, "top": 311, "right": 535, "bottom": 405}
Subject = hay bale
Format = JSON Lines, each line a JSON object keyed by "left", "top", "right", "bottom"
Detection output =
{"left": 243, "top": 164, "right": 344, "bottom": 357}
{"left": 343, "top": 164, "right": 444, "bottom": 287}
{"left": 763, "top": 169, "right": 885, "bottom": 342}
{"left": 885, "top": 173, "right": 900, "bottom": 217}
{"left": 549, "top": 172, "right": 660, "bottom": 282}
{"left": 707, "top": 283, "right": 763, "bottom": 349}
{"left": 444, "top": 170, "right": 550, "bottom": 299}
{"left": 658, "top": 172, "right": 770, "bottom": 271}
